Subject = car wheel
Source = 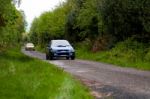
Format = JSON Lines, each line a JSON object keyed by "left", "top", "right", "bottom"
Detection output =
{"left": 46, "top": 54, "right": 49, "bottom": 60}
{"left": 71, "top": 56, "right": 75, "bottom": 60}
{"left": 25, "top": 48, "right": 28, "bottom": 51}
{"left": 66, "top": 56, "right": 69, "bottom": 60}
{"left": 50, "top": 55, "right": 54, "bottom": 60}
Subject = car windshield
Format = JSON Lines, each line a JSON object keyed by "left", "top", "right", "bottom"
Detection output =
{"left": 26, "top": 43, "right": 34, "bottom": 46}
{"left": 51, "top": 40, "right": 70, "bottom": 47}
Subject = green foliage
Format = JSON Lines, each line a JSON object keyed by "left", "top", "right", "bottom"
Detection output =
{"left": 76, "top": 39, "right": 92, "bottom": 51}
{"left": 76, "top": 0, "right": 99, "bottom": 40}
{"left": 30, "top": 3, "right": 69, "bottom": 47}
{"left": 0, "top": 0, "right": 25, "bottom": 51}
{"left": 30, "top": 0, "right": 150, "bottom": 51}
{"left": 101, "top": 0, "right": 150, "bottom": 41}
{"left": 145, "top": 48, "right": 150, "bottom": 61}
{"left": 65, "top": 0, "right": 101, "bottom": 43}
{"left": 77, "top": 39, "right": 150, "bottom": 70}
{"left": 109, "top": 39, "right": 147, "bottom": 62}
{"left": 65, "top": 9, "right": 79, "bottom": 42}
{"left": 0, "top": 48, "right": 93, "bottom": 99}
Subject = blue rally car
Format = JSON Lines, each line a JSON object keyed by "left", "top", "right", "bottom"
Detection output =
{"left": 46, "top": 40, "right": 75, "bottom": 60}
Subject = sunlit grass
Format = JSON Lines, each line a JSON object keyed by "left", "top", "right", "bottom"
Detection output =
{"left": 0, "top": 48, "right": 93, "bottom": 99}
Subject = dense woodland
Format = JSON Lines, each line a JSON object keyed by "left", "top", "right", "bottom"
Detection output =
{"left": 29, "top": 0, "right": 150, "bottom": 50}
{"left": 0, "top": 0, "right": 25, "bottom": 52}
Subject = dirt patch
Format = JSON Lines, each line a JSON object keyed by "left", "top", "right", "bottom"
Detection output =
{"left": 76, "top": 76, "right": 113, "bottom": 99}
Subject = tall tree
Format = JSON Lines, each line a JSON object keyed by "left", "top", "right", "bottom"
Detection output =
{"left": 101, "top": 0, "right": 150, "bottom": 42}
{"left": 0, "top": 0, "right": 25, "bottom": 51}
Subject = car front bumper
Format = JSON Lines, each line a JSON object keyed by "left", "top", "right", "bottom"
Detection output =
{"left": 25, "top": 47, "right": 35, "bottom": 51}
{"left": 52, "top": 51, "right": 75, "bottom": 57}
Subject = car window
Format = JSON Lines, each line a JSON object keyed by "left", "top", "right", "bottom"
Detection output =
{"left": 51, "top": 40, "right": 70, "bottom": 47}
{"left": 26, "top": 43, "right": 34, "bottom": 46}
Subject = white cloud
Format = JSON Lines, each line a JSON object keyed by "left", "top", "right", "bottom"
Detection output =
{"left": 19, "top": 0, "right": 66, "bottom": 30}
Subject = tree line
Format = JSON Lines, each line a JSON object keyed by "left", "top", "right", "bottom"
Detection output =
{"left": 0, "top": 0, "right": 25, "bottom": 51}
{"left": 29, "top": 0, "right": 150, "bottom": 51}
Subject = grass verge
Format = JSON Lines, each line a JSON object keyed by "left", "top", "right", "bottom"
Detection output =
{"left": 77, "top": 50, "right": 150, "bottom": 70}
{"left": 77, "top": 40, "right": 150, "bottom": 71}
{"left": 0, "top": 48, "right": 93, "bottom": 99}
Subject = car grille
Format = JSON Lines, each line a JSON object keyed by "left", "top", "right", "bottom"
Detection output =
{"left": 55, "top": 50, "right": 70, "bottom": 56}
{"left": 57, "top": 53, "right": 69, "bottom": 55}
{"left": 57, "top": 50, "right": 69, "bottom": 52}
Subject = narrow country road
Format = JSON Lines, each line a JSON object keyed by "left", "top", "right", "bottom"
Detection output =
{"left": 22, "top": 49, "right": 150, "bottom": 99}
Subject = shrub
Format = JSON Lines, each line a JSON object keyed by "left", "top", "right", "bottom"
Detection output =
{"left": 108, "top": 38, "right": 148, "bottom": 62}
{"left": 145, "top": 48, "right": 150, "bottom": 62}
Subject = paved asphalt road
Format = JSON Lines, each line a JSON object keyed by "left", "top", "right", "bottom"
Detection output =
{"left": 22, "top": 49, "right": 150, "bottom": 99}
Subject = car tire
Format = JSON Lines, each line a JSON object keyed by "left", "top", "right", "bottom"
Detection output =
{"left": 71, "top": 56, "right": 75, "bottom": 60}
{"left": 25, "top": 48, "right": 28, "bottom": 51}
{"left": 50, "top": 55, "right": 54, "bottom": 60}
{"left": 66, "top": 56, "right": 69, "bottom": 60}
{"left": 46, "top": 54, "right": 49, "bottom": 60}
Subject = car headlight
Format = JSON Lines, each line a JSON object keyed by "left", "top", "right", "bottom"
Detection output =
{"left": 49, "top": 48, "right": 56, "bottom": 52}
{"left": 70, "top": 48, "right": 75, "bottom": 53}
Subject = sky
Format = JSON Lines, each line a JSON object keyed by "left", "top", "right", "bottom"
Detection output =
{"left": 18, "top": 0, "right": 66, "bottom": 30}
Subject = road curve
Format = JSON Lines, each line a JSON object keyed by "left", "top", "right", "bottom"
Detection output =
{"left": 22, "top": 49, "right": 150, "bottom": 99}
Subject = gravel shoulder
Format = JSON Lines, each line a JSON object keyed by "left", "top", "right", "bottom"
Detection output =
{"left": 22, "top": 49, "right": 150, "bottom": 99}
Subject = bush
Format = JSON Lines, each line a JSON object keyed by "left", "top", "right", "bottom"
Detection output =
{"left": 107, "top": 38, "right": 148, "bottom": 62}
{"left": 76, "top": 39, "right": 92, "bottom": 51}
{"left": 145, "top": 48, "right": 150, "bottom": 62}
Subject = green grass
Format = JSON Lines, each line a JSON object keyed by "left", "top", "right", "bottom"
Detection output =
{"left": 76, "top": 39, "right": 150, "bottom": 71}
{"left": 0, "top": 48, "right": 93, "bottom": 99}
{"left": 77, "top": 49, "right": 150, "bottom": 70}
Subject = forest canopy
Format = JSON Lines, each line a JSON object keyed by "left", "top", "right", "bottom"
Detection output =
{"left": 29, "top": 0, "right": 150, "bottom": 51}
